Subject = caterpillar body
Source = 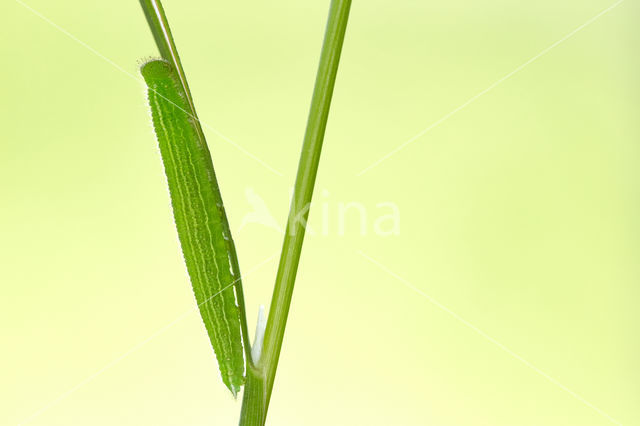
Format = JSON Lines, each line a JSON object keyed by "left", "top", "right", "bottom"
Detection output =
{"left": 141, "top": 59, "right": 244, "bottom": 396}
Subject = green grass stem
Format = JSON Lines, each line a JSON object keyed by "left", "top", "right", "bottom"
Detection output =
{"left": 239, "top": 0, "right": 352, "bottom": 423}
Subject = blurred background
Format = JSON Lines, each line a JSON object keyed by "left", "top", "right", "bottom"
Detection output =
{"left": 1, "top": 0, "right": 638, "bottom": 425}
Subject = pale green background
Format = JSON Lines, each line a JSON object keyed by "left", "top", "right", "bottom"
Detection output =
{"left": 1, "top": 0, "right": 638, "bottom": 425}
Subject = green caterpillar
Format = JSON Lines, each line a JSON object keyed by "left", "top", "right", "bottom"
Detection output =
{"left": 141, "top": 59, "right": 244, "bottom": 396}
